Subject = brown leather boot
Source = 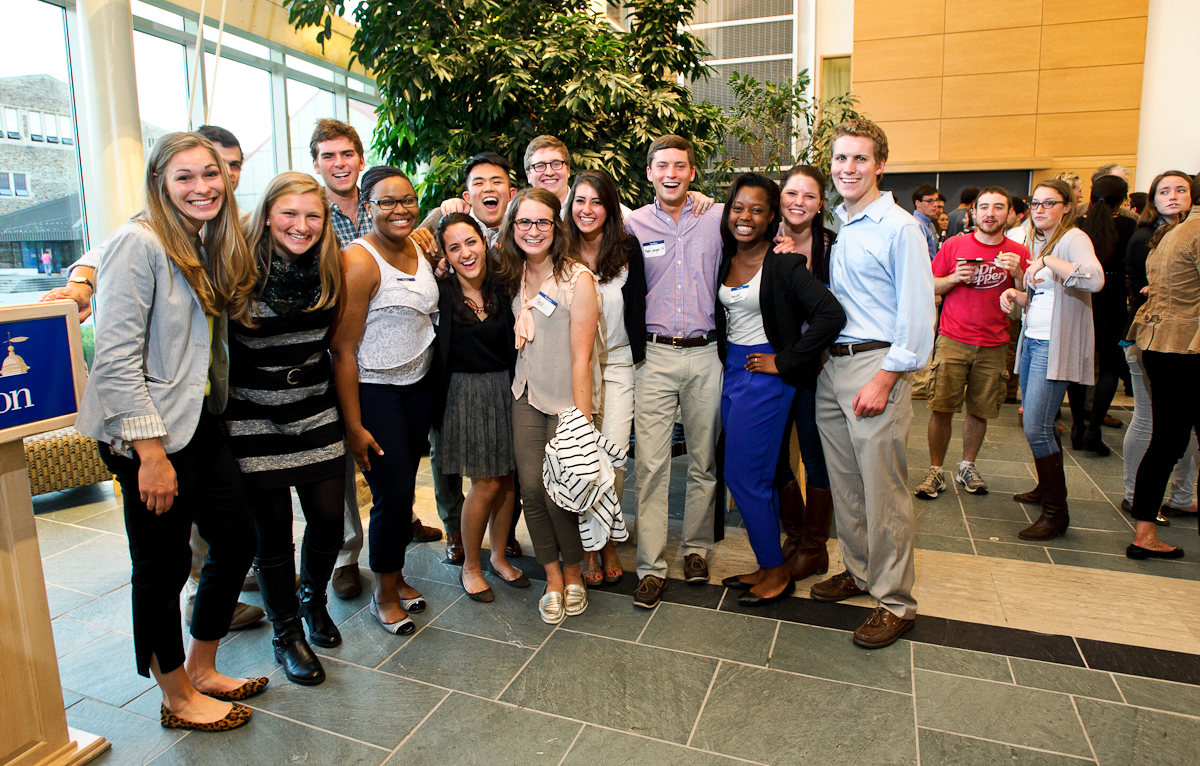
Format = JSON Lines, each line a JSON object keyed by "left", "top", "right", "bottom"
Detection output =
{"left": 1013, "top": 430, "right": 1060, "bottom": 504}
{"left": 784, "top": 486, "right": 833, "bottom": 580}
{"left": 1019, "top": 451, "right": 1069, "bottom": 540}
{"left": 778, "top": 480, "right": 806, "bottom": 560}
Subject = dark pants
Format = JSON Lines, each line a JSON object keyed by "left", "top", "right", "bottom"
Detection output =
{"left": 101, "top": 411, "right": 257, "bottom": 678}
{"left": 359, "top": 380, "right": 432, "bottom": 573}
{"left": 775, "top": 387, "right": 831, "bottom": 490}
{"left": 249, "top": 474, "right": 346, "bottom": 560}
{"left": 512, "top": 393, "right": 584, "bottom": 566}
{"left": 1131, "top": 351, "right": 1200, "bottom": 522}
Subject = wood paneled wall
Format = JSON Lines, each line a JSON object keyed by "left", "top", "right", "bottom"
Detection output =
{"left": 851, "top": 0, "right": 1148, "bottom": 191}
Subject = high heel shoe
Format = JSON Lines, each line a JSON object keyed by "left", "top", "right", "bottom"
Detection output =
{"left": 369, "top": 596, "right": 415, "bottom": 635}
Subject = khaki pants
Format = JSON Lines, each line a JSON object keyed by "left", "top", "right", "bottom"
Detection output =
{"left": 634, "top": 343, "right": 722, "bottom": 579}
{"left": 816, "top": 348, "right": 917, "bottom": 619}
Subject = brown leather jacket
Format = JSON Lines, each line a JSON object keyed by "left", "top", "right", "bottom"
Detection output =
{"left": 1129, "top": 208, "right": 1200, "bottom": 355}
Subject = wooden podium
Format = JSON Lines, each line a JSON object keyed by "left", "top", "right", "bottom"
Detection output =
{"left": 0, "top": 302, "right": 108, "bottom": 766}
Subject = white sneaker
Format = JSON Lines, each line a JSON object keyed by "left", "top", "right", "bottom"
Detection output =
{"left": 915, "top": 466, "right": 946, "bottom": 499}
{"left": 955, "top": 462, "right": 988, "bottom": 494}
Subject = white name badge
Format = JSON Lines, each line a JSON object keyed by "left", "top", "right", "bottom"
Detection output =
{"left": 728, "top": 285, "right": 749, "bottom": 303}
{"left": 532, "top": 291, "right": 558, "bottom": 317}
{"left": 642, "top": 240, "right": 667, "bottom": 259}
{"left": 396, "top": 275, "right": 416, "bottom": 282}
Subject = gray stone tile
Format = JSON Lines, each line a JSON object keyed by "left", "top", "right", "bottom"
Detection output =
{"left": 961, "top": 495, "right": 1034, "bottom": 523}
{"left": 638, "top": 603, "right": 777, "bottom": 666}
{"left": 312, "top": 605, "right": 415, "bottom": 668}
{"left": 966, "top": 517, "right": 1130, "bottom": 555}
{"left": 983, "top": 425, "right": 1027, "bottom": 443}
{"left": 972, "top": 540, "right": 1054, "bottom": 563}
{"left": 66, "top": 583, "right": 133, "bottom": 634}
{"left": 386, "top": 693, "right": 579, "bottom": 766}
{"left": 502, "top": 630, "right": 718, "bottom": 744}
{"left": 562, "top": 725, "right": 744, "bottom": 766}
{"left": 255, "top": 659, "right": 447, "bottom": 749}
{"left": 562, "top": 587, "right": 652, "bottom": 642}
{"left": 42, "top": 533, "right": 131, "bottom": 597}
{"left": 692, "top": 663, "right": 916, "bottom": 765}
{"left": 914, "top": 533, "right": 976, "bottom": 555}
{"left": 918, "top": 728, "right": 1091, "bottom": 765}
{"left": 35, "top": 517, "right": 105, "bottom": 556}
{"left": 1009, "top": 658, "right": 1122, "bottom": 701}
{"left": 430, "top": 577, "right": 554, "bottom": 649}
{"left": 380, "top": 626, "right": 533, "bottom": 698}
{"left": 914, "top": 670, "right": 1091, "bottom": 757}
{"left": 913, "top": 644, "right": 1012, "bottom": 682}
{"left": 1063, "top": 498, "right": 1135, "bottom": 533}
{"left": 66, "top": 699, "right": 182, "bottom": 766}
{"left": 1077, "top": 697, "right": 1200, "bottom": 766}
{"left": 72, "top": 506, "right": 129, "bottom": 535}
{"left": 973, "top": 459, "right": 1035, "bottom": 479}
{"left": 211, "top": 627, "right": 280, "bottom": 681}
{"left": 769, "top": 623, "right": 911, "bottom": 693}
{"left": 63, "top": 689, "right": 83, "bottom": 709}
{"left": 123, "top": 686, "right": 167, "bottom": 719}
{"left": 58, "top": 631, "right": 155, "bottom": 707}
{"left": 52, "top": 615, "right": 110, "bottom": 658}
{"left": 1114, "top": 674, "right": 1200, "bottom": 717}
{"left": 1047, "top": 549, "right": 1200, "bottom": 582}
{"left": 914, "top": 503, "right": 971, "bottom": 537}
{"left": 45, "top": 584, "right": 95, "bottom": 618}
{"left": 397, "top": 542, "right": 462, "bottom": 587}
{"left": 150, "top": 707, "right": 389, "bottom": 765}
{"left": 978, "top": 473, "right": 1049, "bottom": 497}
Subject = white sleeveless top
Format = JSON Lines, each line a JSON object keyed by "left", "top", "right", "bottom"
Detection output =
{"left": 718, "top": 266, "right": 769, "bottom": 346}
{"left": 352, "top": 237, "right": 439, "bottom": 385}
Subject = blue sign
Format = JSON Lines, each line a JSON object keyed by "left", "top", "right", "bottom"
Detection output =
{"left": 0, "top": 316, "right": 78, "bottom": 431}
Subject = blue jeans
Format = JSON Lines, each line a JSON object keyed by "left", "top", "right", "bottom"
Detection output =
{"left": 1019, "top": 338, "right": 1069, "bottom": 458}
{"left": 775, "top": 388, "right": 830, "bottom": 489}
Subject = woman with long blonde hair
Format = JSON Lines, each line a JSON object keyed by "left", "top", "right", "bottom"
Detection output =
{"left": 77, "top": 132, "right": 262, "bottom": 731}
{"left": 225, "top": 171, "right": 346, "bottom": 685}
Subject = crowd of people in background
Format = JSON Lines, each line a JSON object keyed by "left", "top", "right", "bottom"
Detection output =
{"left": 45, "top": 114, "right": 1199, "bottom": 732}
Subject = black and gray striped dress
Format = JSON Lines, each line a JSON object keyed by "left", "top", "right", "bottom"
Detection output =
{"left": 224, "top": 251, "right": 345, "bottom": 490}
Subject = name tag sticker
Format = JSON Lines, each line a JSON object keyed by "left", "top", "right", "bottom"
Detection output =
{"left": 642, "top": 240, "right": 667, "bottom": 259}
{"left": 396, "top": 276, "right": 416, "bottom": 282}
{"left": 532, "top": 291, "right": 558, "bottom": 317}
{"left": 728, "top": 285, "right": 749, "bottom": 304}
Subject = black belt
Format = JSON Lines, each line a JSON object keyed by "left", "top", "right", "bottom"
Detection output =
{"left": 828, "top": 341, "right": 891, "bottom": 357}
{"left": 647, "top": 331, "right": 717, "bottom": 349}
{"left": 235, "top": 355, "right": 332, "bottom": 388}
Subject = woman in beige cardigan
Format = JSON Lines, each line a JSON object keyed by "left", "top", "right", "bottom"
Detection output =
{"left": 999, "top": 179, "right": 1103, "bottom": 541}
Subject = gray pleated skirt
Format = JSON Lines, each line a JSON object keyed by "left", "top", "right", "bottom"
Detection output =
{"left": 441, "top": 370, "right": 516, "bottom": 479}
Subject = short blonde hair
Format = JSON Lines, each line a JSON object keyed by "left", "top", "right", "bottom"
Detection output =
{"left": 832, "top": 119, "right": 889, "bottom": 164}
{"left": 523, "top": 135, "right": 569, "bottom": 171}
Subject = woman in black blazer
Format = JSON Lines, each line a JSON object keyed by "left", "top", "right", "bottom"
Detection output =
{"left": 714, "top": 172, "right": 845, "bottom": 606}
{"left": 432, "top": 213, "right": 528, "bottom": 602}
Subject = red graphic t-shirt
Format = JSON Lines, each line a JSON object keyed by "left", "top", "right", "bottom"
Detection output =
{"left": 932, "top": 233, "right": 1031, "bottom": 347}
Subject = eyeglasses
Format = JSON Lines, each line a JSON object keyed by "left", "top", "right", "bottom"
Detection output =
{"left": 1027, "top": 200, "right": 1065, "bottom": 210}
{"left": 514, "top": 218, "right": 554, "bottom": 232}
{"left": 529, "top": 160, "right": 565, "bottom": 173}
{"left": 369, "top": 196, "right": 419, "bottom": 210}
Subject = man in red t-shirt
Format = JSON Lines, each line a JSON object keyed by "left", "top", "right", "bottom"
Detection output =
{"left": 915, "top": 187, "right": 1030, "bottom": 498}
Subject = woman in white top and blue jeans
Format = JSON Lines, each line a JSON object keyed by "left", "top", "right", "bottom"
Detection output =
{"left": 331, "top": 167, "right": 439, "bottom": 635}
{"left": 1000, "top": 178, "right": 1104, "bottom": 542}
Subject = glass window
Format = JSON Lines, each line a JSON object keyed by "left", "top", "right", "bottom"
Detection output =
{"left": 204, "top": 53, "right": 276, "bottom": 211}
{"left": 0, "top": 174, "right": 11, "bottom": 196}
{"left": 28, "top": 112, "right": 43, "bottom": 141}
{"left": 134, "top": 30, "right": 189, "bottom": 134}
{"left": 44, "top": 112, "right": 58, "bottom": 142}
{"left": 131, "top": 0, "right": 184, "bottom": 31}
{"left": 285, "top": 55, "right": 335, "bottom": 82}
{"left": 4, "top": 108, "right": 20, "bottom": 139}
{"left": 286, "top": 79, "right": 336, "bottom": 174}
{"left": 204, "top": 25, "right": 270, "bottom": 60}
{"left": 822, "top": 56, "right": 851, "bottom": 100}
{"left": 348, "top": 98, "right": 382, "bottom": 165}
{"left": 13, "top": 173, "right": 29, "bottom": 197}
{"left": 59, "top": 115, "right": 73, "bottom": 145}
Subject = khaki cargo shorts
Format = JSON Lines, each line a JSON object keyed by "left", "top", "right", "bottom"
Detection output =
{"left": 928, "top": 335, "right": 1009, "bottom": 420}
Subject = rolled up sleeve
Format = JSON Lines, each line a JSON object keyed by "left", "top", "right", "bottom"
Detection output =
{"left": 882, "top": 224, "right": 936, "bottom": 373}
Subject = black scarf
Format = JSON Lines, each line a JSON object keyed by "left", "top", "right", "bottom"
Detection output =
{"left": 261, "top": 249, "right": 323, "bottom": 318}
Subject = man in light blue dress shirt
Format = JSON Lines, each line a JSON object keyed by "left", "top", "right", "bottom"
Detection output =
{"left": 808, "top": 120, "right": 936, "bottom": 649}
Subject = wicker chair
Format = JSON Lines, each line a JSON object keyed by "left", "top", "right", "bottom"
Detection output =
{"left": 24, "top": 426, "right": 113, "bottom": 496}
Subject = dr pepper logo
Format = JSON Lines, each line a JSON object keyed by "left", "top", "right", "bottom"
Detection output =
{"left": 966, "top": 261, "right": 1009, "bottom": 290}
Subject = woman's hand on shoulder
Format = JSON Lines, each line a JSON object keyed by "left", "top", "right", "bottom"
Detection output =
{"left": 773, "top": 234, "right": 797, "bottom": 254}
{"left": 411, "top": 227, "right": 437, "bottom": 257}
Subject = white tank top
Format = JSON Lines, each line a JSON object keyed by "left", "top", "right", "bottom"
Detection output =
{"left": 352, "top": 237, "right": 439, "bottom": 385}
{"left": 718, "top": 266, "right": 769, "bottom": 346}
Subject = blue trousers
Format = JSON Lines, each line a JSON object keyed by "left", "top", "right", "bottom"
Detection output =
{"left": 722, "top": 343, "right": 796, "bottom": 569}
{"left": 1019, "top": 337, "right": 1069, "bottom": 458}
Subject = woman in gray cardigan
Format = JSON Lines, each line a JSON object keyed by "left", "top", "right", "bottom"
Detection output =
{"left": 1000, "top": 179, "right": 1104, "bottom": 542}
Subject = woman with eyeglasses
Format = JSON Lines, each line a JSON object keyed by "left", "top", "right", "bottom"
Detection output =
{"left": 330, "top": 166, "right": 439, "bottom": 635}
{"left": 1121, "top": 171, "right": 1198, "bottom": 522}
{"left": 498, "top": 187, "right": 601, "bottom": 624}
{"left": 1000, "top": 178, "right": 1103, "bottom": 541}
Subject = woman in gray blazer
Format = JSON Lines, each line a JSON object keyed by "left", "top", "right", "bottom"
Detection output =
{"left": 77, "top": 132, "right": 262, "bottom": 732}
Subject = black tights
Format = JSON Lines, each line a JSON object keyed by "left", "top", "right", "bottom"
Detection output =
{"left": 249, "top": 474, "right": 347, "bottom": 560}
{"left": 1067, "top": 346, "right": 1123, "bottom": 433}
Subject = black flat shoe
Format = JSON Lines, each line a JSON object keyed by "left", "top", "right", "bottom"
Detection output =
{"left": 737, "top": 578, "right": 796, "bottom": 607}
{"left": 489, "top": 562, "right": 530, "bottom": 588}
{"left": 1126, "top": 543, "right": 1185, "bottom": 560}
{"left": 721, "top": 574, "right": 754, "bottom": 590}
{"left": 461, "top": 572, "right": 495, "bottom": 602}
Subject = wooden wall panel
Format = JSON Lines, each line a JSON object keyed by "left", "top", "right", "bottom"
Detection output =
{"left": 1035, "top": 111, "right": 1141, "bottom": 157}
{"left": 941, "top": 116, "right": 1037, "bottom": 160}
{"left": 1042, "top": 0, "right": 1149, "bottom": 26}
{"left": 876, "top": 120, "right": 942, "bottom": 162}
{"left": 942, "top": 28, "right": 1042, "bottom": 75}
{"left": 944, "top": 0, "right": 1041, "bottom": 34}
{"left": 1040, "top": 18, "right": 1148, "bottom": 69}
{"left": 854, "top": 36, "right": 945, "bottom": 82}
{"left": 941, "top": 71, "right": 1039, "bottom": 118}
{"left": 854, "top": 78, "right": 943, "bottom": 122}
{"left": 854, "top": 0, "right": 946, "bottom": 41}
{"left": 1037, "top": 65, "right": 1144, "bottom": 114}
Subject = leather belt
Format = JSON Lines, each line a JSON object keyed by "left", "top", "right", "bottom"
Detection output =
{"left": 828, "top": 340, "right": 891, "bottom": 357}
{"left": 647, "top": 332, "right": 716, "bottom": 349}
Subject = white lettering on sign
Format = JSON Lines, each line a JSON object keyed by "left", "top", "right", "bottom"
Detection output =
{"left": 0, "top": 388, "right": 34, "bottom": 413}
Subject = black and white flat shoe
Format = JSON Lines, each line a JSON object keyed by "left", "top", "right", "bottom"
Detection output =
{"left": 369, "top": 597, "right": 415, "bottom": 635}
{"left": 399, "top": 595, "right": 427, "bottom": 614}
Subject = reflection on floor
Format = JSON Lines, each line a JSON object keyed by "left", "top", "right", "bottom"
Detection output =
{"left": 33, "top": 397, "right": 1200, "bottom": 765}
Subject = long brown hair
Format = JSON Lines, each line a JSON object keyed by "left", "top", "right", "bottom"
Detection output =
{"left": 496, "top": 187, "right": 579, "bottom": 295}
{"left": 245, "top": 171, "right": 342, "bottom": 311}
{"left": 565, "top": 170, "right": 627, "bottom": 285}
{"left": 137, "top": 131, "right": 256, "bottom": 323}
{"left": 779, "top": 164, "right": 830, "bottom": 282}
{"left": 1139, "top": 170, "right": 1194, "bottom": 228}
{"left": 1024, "top": 179, "right": 1078, "bottom": 260}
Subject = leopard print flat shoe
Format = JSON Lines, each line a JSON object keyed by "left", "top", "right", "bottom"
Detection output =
{"left": 206, "top": 677, "right": 269, "bottom": 701}
{"left": 160, "top": 702, "right": 252, "bottom": 731}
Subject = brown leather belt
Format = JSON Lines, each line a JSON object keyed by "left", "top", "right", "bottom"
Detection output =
{"left": 647, "top": 332, "right": 716, "bottom": 349}
{"left": 828, "top": 340, "right": 891, "bottom": 357}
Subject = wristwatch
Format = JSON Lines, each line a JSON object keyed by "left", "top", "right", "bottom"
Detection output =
{"left": 67, "top": 275, "right": 95, "bottom": 291}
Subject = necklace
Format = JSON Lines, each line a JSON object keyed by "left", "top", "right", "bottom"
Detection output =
{"left": 464, "top": 295, "right": 489, "bottom": 319}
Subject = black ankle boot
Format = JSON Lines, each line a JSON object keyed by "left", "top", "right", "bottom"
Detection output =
{"left": 255, "top": 553, "right": 325, "bottom": 685}
{"left": 273, "top": 618, "right": 325, "bottom": 685}
{"left": 299, "top": 544, "right": 342, "bottom": 648}
{"left": 1083, "top": 429, "right": 1111, "bottom": 456}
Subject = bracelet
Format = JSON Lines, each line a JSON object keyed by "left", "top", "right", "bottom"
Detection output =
{"left": 67, "top": 275, "right": 94, "bottom": 291}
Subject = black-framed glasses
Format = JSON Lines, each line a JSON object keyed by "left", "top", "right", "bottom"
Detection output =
{"left": 1027, "top": 200, "right": 1064, "bottom": 210}
{"left": 515, "top": 218, "right": 554, "bottom": 232}
{"left": 369, "top": 196, "right": 419, "bottom": 210}
{"left": 529, "top": 160, "right": 565, "bottom": 173}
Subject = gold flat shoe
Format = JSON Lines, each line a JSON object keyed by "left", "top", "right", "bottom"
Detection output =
{"left": 538, "top": 590, "right": 565, "bottom": 624}
{"left": 564, "top": 584, "right": 588, "bottom": 616}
